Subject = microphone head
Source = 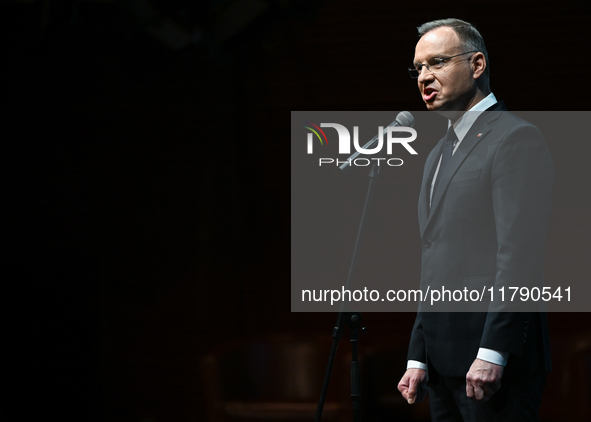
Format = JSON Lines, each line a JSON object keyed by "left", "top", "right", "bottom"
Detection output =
{"left": 396, "top": 111, "right": 414, "bottom": 127}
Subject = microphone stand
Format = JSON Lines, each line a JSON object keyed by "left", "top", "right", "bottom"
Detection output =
{"left": 314, "top": 161, "right": 381, "bottom": 422}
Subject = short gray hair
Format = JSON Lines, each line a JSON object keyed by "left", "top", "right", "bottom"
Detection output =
{"left": 417, "top": 18, "right": 490, "bottom": 81}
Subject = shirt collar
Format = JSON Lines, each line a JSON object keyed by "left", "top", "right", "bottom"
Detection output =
{"left": 448, "top": 92, "right": 497, "bottom": 141}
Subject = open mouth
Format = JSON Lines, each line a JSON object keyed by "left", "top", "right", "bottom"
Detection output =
{"left": 423, "top": 87, "right": 438, "bottom": 102}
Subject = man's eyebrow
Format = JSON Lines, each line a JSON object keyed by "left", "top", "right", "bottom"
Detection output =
{"left": 413, "top": 56, "right": 439, "bottom": 64}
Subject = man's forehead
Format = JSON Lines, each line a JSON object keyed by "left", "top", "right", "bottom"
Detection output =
{"left": 414, "top": 27, "right": 462, "bottom": 61}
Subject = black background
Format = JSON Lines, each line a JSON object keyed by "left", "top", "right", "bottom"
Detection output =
{"left": 5, "top": 0, "right": 591, "bottom": 421}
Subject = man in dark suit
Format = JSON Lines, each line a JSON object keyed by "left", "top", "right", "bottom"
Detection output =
{"left": 397, "top": 19, "right": 553, "bottom": 421}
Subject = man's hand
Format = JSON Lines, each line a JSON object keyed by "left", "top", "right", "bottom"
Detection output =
{"left": 398, "top": 368, "right": 427, "bottom": 404}
{"left": 466, "top": 358, "right": 504, "bottom": 402}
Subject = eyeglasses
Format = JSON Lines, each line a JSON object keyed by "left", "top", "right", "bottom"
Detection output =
{"left": 408, "top": 51, "right": 477, "bottom": 78}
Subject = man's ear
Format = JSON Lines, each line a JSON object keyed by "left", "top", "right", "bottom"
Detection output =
{"left": 471, "top": 52, "right": 486, "bottom": 80}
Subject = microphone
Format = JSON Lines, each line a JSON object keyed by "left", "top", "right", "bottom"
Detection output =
{"left": 339, "top": 111, "right": 415, "bottom": 171}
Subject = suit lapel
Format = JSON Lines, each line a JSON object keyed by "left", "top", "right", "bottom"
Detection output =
{"left": 418, "top": 140, "right": 443, "bottom": 235}
{"left": 421, "top": 107, "right": 505, "bottom": 235}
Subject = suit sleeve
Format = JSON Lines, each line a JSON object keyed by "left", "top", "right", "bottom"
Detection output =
{"left": 479, "top": 122, "right": 554, "bottom": 357}
{"left": 408, "top": 312, "right": 427, "bottom": 363}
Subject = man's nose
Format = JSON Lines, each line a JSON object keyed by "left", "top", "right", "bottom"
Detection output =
{"left": 417, "top": 66, "right": 434, "bottom": 83}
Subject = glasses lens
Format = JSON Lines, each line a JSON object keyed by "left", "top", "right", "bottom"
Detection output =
{"left": 408, "top": 68, "right": 419, "bottom": 79}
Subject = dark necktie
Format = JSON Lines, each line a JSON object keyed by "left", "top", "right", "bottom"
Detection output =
{"left": 432, "top": 125, "right": 458, "bottom": 200}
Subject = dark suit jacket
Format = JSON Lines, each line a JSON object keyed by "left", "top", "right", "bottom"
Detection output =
{"left": 408, "top": 101, "right": 553, "bottom": 377}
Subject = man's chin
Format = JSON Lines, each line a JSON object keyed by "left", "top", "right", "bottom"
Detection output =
{"left": 424, "top": 101, "right": 440, "bottom": 111}
{"left": 424, "top": 101, "right": 459, "bottom": 118}
{"left": 424, "top": 101, "right": 461, "bottom": 120}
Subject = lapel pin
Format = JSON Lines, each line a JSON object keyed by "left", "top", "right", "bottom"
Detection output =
{"left": 477, "top": 133, "right": 483, "bottom": 137}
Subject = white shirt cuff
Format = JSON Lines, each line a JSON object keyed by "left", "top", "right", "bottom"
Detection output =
{"left": 407, "top": 360, "right": 428, "bottom": 370}
{"left": 477, "top": 348, "right": 509, "bottom": 366}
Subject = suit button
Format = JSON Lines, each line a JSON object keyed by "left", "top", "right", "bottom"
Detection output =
{"left": 424, "top": 239, "right": 432, "bottom": 248}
